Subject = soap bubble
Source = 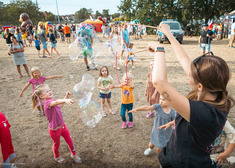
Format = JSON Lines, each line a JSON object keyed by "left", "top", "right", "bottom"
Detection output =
{"left": 69, "top": 37, "right": 89, "bottom": 60}
{"left": 80, "top": 100, "right": 102, "bottom": 128}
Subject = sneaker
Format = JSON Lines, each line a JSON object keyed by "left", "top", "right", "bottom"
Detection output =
{"left": 128, "top": 121, "right": 133, "bottom": 128}
{"left": 146, "top": 111, "right": 154, "bottom": 118}
{"left": 111, "top": 110, "right": 116, "bottom": 115}
{"left": 144, "top": 148, "right": 154, "bottom": 156}
{"left": 86, "top": 66, "right": 90, "bottom": 71}
{"left": 122, "top": 121, "right": 127, "bottom": 129}
{"left": 117, "top": 67, "right": 121, "bottom": 70}
{"left": 102, "top": 111, "right": 107, "bottom": 117}
{"left": 132, "top": 66, "right": 136, "bottom": 69}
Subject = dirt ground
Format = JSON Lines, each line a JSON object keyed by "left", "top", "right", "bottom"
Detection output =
{"left": 0, "top": 34, "right": 235, "bottom": 168}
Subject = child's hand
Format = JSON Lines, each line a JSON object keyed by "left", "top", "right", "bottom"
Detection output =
{"left": 19, "top": 92, "right": 23, "bottom": 97}
{"left": 158, "top": 123, "right": 171, "bottom": 130}
{"left": 128, "top": 109, "right": 137, "bottom": 113}
{"left": 158, "top": 24, "right": 171, "bottom": 36}
{"left": 57, "top": 75, "right": 63, "bottom": 78}
{"left": 65, "top": 99, "right": 74, "bottom": 105}
{"left": 148, "top": 41, "right": 163, "bottom": 52}
{"left": 65, "top": 92, "right": 71, "bottom": 98}
{"left": 216, "top": 152, "right": 228, "bottom": 165}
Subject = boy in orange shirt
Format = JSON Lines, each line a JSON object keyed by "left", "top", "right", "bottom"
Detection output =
{"left": 63, "top": 23, "right": 71, "bottom": 43}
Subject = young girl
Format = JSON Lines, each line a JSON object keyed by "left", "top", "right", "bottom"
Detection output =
{"left": 97, "top": 66, "right": 115, "bottom": 117}
{"left": 129, "top": 95, "right": 176, "bottom": 155}
{"left": 112, "top": 73, "right": 134, "bottom": 128}
{"left": 48, "top": 29, "right": 61, "bottom": 58}
{"left": 20, "top": 67, "right": 62, "bottom": 116}
{"left": 22, "top": 32, "right": 27, "bottom": 47}
{"left": 27, "top": 31, "right": 32, "bottom": 47}
{"left": 127, "top": 43, "right": 136, "bottom": 68}
{"left": 32, "top": 84, "right": 81, "bottom": 164}
{"left": 34, "top": 36, "right": 41, "bottom": 57}
{"left": 145, "top": 61, "right": 160, "bottom": 118}
{"left": 14, "top": 28, "right": 23, "bottom": 46}
{"left": 148, "top": 24, "right": 234, "bottom": 167}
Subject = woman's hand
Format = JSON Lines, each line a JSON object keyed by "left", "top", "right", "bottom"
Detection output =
{"left": 158, "top": 24, "right": 171, "bottom": 37}
{"left": 148, "top": 41, "right": 163, "bottom": 52}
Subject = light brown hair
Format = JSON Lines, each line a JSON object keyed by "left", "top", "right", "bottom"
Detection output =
{"left": 99, "top": 66, "right": 109, "bottom": 77}
{"left": 128, "top": 43, "right": 134, "bottom": 49}
{"left": 32, "top": 84, "right": 47, "bottom": 110}
{"left": 188, "top": 55, "right": 234, "bottom": 112}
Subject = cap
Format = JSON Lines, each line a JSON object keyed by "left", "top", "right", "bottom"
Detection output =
{"left": 203, "top": 23, "right": 208, "bottom": 27}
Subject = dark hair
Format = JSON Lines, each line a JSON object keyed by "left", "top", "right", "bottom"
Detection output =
{"left": 99, "top": 66, "right": 109, "bottom": 77}
{"left": 189, "top": 55, "right": 234, "bottom": 112}
{"left": 35, "top": 35, "right": 38, "bottom": 40}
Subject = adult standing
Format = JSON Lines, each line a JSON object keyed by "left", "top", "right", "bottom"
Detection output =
{"left": 228, "top": 19, "right": 235, "bottom": 48}
{"left": 121, "top": 24, "right": 129, "bottom": 57}
{"left": 110, "top": 25, "right": 120, "bottom": 70}
{"left": 4, "top": 29, "right": 14, "bottom": 47}
{"left": 199, "top": 23, "right": 215, "bottom": 54}
{"left": 63, "top": 23, "right": 71, "bottom": 43}
{"left": 71, "top": 24, "right": 76, "bottom": 39}
{"left": 38, "top": 25, "right": 50, "bottom": 58}
{"left": 149, "top": 23, "right": 234, "bottom": 168}
{"left": 9, "top": 36, "right": 30, "bottom": 78}
{"left": 184, "top": 24, "right": 191, "bottom": 37}
{"left": 58, "top": 24, "right": 64, "bottom": 43}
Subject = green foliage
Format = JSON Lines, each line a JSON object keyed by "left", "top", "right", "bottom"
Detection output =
{"left": 102, "top": 9, "right": 110, "bottom": 21}
{"left": 74, "top": 8, "right": 90, "bottom": 22}
{"left": 0, "top": 0, "right": 46, "bottom": 27}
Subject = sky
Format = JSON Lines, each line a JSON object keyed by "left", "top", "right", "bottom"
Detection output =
{"left": 4, "top": 0, "right": 121, "bottom": 15}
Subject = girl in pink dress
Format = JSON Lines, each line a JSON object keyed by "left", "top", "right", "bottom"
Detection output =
{"left": 20, "top": 67, "right": 62, "bottom": 116}
{"left": 145, "top": 61, "right": 160, "bottom": 118}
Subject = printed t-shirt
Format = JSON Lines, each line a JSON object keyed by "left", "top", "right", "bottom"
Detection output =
{"left": 121, "top": 85, "right": 134, "bottom": 104}
{"left": 98, "top": 75, "right": 113, "bottom": 94}
{"left": 28, "top": 76, "right": 46, "bottom": 92}
{"left": 38, "top": 29, "right": 47, "bottom": 42}
{"left": 165, "top": 99, "right": 227, "bottom": 168}
{"left": 64, "top": 26, "right": 70, "bottom": 34}
{"left": 44, "top": 99, "right": 64, "bottom": 130}
{"left": 78, "top": 28, "right": 92, "bottom": 48}
{"left": 0, "top": 113, "right": 14, "bottom": 162}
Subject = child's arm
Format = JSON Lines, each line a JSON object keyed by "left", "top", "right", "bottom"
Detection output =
{"left": 49, "top": 98, "right": 74, "bottom": 108}
{"left": 0, "top": 143, "right": 3, "bottom": 168}
{"left": 111, "top": 84, "right": 122, "bottom": 89}
{"left": 45, "top": 75, "right": 62, "bottom": 80}
{"left": 60, "top": 92, "right": 72, "bottom": 108}
{"left": 158, "top": 121, "right": 175, "bottom": 130}
{"left": 20, "top": 82, "right": 31, "bottom": 97}
{"left": 129, "top": 83, "right": 134, "bottom": 89}
{"left": 216, "top": 143, "right": 235, "bottom": 164}
{"left": 129, "top": 106, "right": 154, "bottom": 113}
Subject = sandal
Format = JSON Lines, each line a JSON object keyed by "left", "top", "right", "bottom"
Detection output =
{"left": 54, "top": 156, "right": 66, "bottom": 163}
{"left": 71, "top": 154, "right": 82, "bottom": 163}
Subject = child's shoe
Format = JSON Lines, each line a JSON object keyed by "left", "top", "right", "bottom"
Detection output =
{"left": 146, "top": 111, "right": 154, "bottom": 118}
{"left": 144, "top": 148, "right": 154, "bottom": 156}
{"left": 110, "top": 110, "right": 116, "bottom": 115}
{"left": 128, "top": 121, "right": 133, "bottom": 128}
{"left": 70, "top": 154, "right": 82, "bottom": 163}
{"left": 122, "top": 121, "right": 127, "bottom": 129}
{"left": 132, "top": 66, "right": 136, "bottom": 69}
{"left": 102, "top": 111, "right": 107, "bottom": 117}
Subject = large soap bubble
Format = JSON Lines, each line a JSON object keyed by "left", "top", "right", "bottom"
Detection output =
{"left": 69, "top": 23, "right": 115, "bottom": 66}
{"left": 80, "top": 100, "right": 102, "bottom": 128}
{"left": 73, "top": 73, "right": 102, "bottom": 128}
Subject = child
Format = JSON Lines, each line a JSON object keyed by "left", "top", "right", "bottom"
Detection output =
{"left": 97, "top": 66, "right": 115, "bottom": 117}
{"left": 34, "top": 36, "right": 41, "bottom": 57}
{"left": 129, "top": 95, "right": 176, "bottom": 155}
{"left": 145, "top": 61, "right": 160, "bottom": 118}
{"left": 48, "top": 29, "right": 61, "bottom": 58}
{"left": 22, "top": 32, "right": 27, "bottom": 47}
{"left": 14, "top": 28, "right": 23, "bottom": 46}
{"left": 20, "top": 67, "right": 62, "bottom": 116}
{"left": 0, "top": 113, "right": 16, "bottom": 167}
{"left": 27, "top": 31, "right": 32, "bottom": 47}
{"left": 210, "top": 120, "right": 235, "bottom": 166}
{"left": 32, "top": 84, "right": 81, "bottom": 164}
{"left": 112, "top": 73, "right": 134, "bottom": 128}
{"left": 127, "top": 43, "right": 136, "bottom": 68}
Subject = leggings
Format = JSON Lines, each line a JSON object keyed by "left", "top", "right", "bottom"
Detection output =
{"left": 120, "top": 103, "right": 133, "bottom": 122}
{"left": 49, "top": 123, "right": 76, "bottom": 158}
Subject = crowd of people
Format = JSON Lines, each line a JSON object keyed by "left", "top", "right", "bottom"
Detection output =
{"left": 1, "top": 18, "right": 235, "bottom": 168}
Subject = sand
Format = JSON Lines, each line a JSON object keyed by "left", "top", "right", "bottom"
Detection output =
{"left": 0, "top": 34, "right": 234, "bottom": 168}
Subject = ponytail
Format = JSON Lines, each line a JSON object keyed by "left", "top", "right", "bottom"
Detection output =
{"left": 32, "top": 92, "right": 39, "bottom": 110}
{"left": 31, "top": 84, "right": 47, "bottom": 110}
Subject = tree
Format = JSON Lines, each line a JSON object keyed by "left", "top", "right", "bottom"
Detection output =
{"left": 74, "top": 8, "right": 90, "bottom": 22}
{"left": 95, "top": 10, "right": 102, "bottom": 17}
{"left": 102, "top": 9, "right": 110, "bottom": 21}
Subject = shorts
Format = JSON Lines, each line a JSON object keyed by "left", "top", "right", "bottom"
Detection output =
{"left": 3, "top": 153, "right": 16, "bottom": 168}
{"left": 42, "top": 41, "right": 47, "bottom": 49}
{"left": 128, "top": 55, "right": 134, "bottom": 61}
{"left": 65, "top": 33, "right": 70, "bottom": 37}
{"left": 99, "top": 92, "right": 111, "bottom": 99}
{"left": 201, "top": 43, "right": 210, "bottom": 53}
{"left": 35, "top": 46, "right": 40, "bottom": 50}
{"left": 82, "top": 48, "right": 93, "bottom": 58}
{"left": 50, "top": 42, "right": 56, "bottom": 48}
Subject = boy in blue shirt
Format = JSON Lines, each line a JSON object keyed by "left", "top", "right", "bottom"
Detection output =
{"left": 34, "top": 36, "right": 41, "bottom": 57}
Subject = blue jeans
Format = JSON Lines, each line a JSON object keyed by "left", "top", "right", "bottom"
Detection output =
{"left": 121, "top": 103, "right": 133, "bottom": 122}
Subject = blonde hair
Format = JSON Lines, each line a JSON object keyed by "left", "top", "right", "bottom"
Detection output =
{"left": 32, "top": 84, "right": 47, "bottom": 110}
{"left": 31, "top": 67, "right": 41, "bottom": 78}
{"left": 189, "top": 55, "right": 234, "bottom": 112}
{"left": 123, "top": 72, "right": 134, "bottom": 82}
